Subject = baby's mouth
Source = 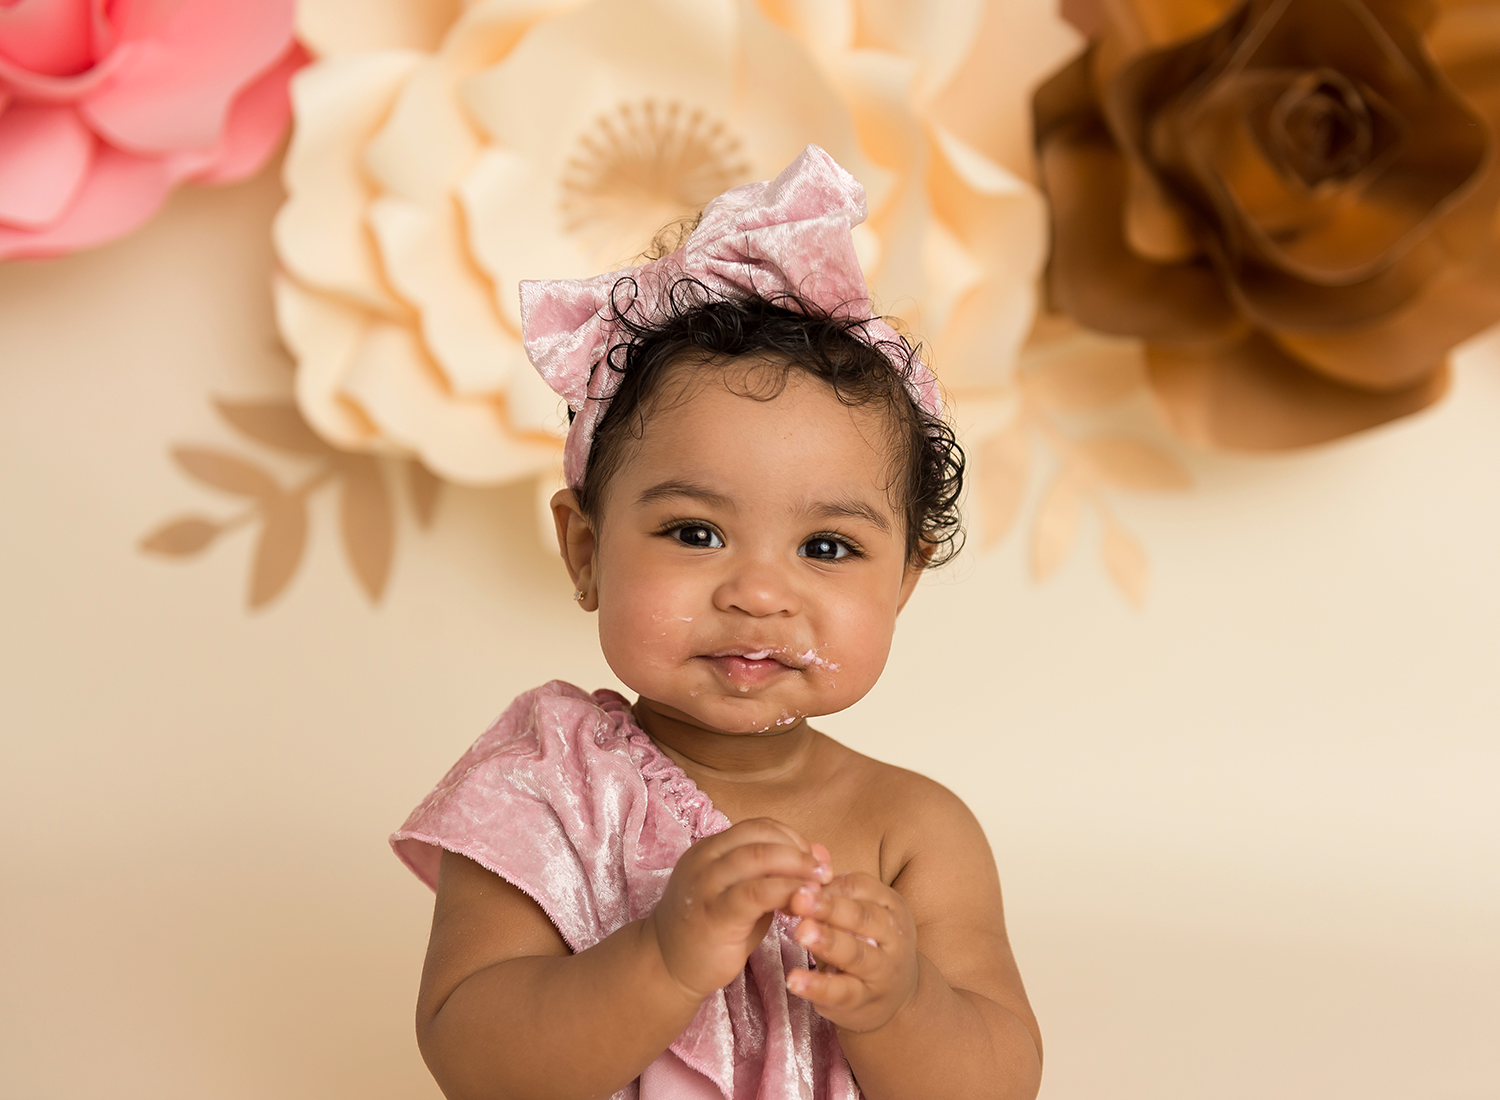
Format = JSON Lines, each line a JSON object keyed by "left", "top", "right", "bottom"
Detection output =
{"left": 701, "top": 647, "right": 797, "bottom": 688}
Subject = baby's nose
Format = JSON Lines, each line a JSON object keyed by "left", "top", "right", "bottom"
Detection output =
{"left": 713, "top": 561, "right": 801, "bottom": 617}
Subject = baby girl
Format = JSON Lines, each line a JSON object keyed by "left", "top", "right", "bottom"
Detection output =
{"left": 392, "top": 147, "right": 1041, "bottom": 1099}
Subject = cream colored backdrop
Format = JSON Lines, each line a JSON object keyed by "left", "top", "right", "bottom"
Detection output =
{"left": 2, "top": 166, "right": 1497, "bottom": 1098}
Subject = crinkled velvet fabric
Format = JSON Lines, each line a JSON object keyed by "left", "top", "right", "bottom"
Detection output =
{"left": 392, "top": 681, "right": 860, "bottom": 1100}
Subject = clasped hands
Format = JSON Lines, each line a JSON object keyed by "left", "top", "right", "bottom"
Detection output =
{"left": 646, "top": 818, "right": 919, "bottom": 1033}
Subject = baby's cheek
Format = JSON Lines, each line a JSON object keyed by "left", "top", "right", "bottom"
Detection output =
{"left": 597, "top": 587, "right": 698, "bottom": 687}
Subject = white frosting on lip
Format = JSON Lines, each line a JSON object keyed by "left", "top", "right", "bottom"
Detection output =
{"left": 796, "top": 648, "right": 841, "bottom": 672}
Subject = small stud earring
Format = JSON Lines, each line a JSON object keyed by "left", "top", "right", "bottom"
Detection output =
{"left": 573, "top": 589, "right": 586, "bottom": 601}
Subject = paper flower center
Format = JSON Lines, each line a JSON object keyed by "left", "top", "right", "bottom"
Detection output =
{"left": 1269, "top": 70, "right": 1376, "bottom": 189}
{"left": 560, "top": 100, "right": 750, "bottom": 264}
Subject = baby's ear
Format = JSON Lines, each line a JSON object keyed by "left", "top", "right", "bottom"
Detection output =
{"left": 551, "top": 489, "right": 599, "bottom": 611}
{"left": 896, "top": 539, "right": 936, "bottom": 613}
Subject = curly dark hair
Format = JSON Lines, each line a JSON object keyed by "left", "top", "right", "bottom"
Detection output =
{"left": 571, "top": 276, "right": 965, "bottom": 568}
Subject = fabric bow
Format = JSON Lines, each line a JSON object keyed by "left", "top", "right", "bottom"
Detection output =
{"left": 519, "top": 144, "right": 942, "bottom": 488}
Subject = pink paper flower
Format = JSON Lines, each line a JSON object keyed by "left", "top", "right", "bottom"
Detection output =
{"left": 0, "top": 0, "right": 304, "bottom": 260}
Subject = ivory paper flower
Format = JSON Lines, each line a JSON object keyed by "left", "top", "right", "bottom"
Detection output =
{"left": 274, "top": 0, "right": 1069, "bottom": 489}
{"left": 0, "top": 0, "right": 303, "bottom": 260}
{"left": 1034, "top": 0, "right": 1500, "bottom": 448}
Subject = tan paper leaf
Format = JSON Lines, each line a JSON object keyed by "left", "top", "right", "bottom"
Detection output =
{"left": 1027, "top": 345, "right": 1145, "bottom": 409}
{"left": 1101, "top": 515, "right": 1149, "bottom": 608}
{"left": 338, "top": 456, "right": 394, "bottom": 601}
{"left": 979, "top": 422, "right": 1030, "bottom": 549}
{"left": 1076, "top": 435, "right": 1192, "bottom": 491}
{"left": 1032, "top": 471, "right": 1083, "bottom": 581}
{"left": 407, "top": 460, "right": 442, "bottom": 529}
{"left": 249, "top": 493, "right": 308, "bottom": 608}
{"left": 214, "top": 399, "right": 333, "bottom": 456}
{"left": 139, "top": 516, "right": 221, "bottom": 557}
{"left": 172, "top": 447, "right": 281, "bottom": 498}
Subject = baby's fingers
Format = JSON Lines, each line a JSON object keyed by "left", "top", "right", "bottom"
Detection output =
{"left": 786, "top": 965, "right": 864, "bottom": 1012}
{"left": 790, "top": 878, "right": 903, "bottom": 947}
{"left": 704, "top": 841, "right": 828, "bottom": 899}
{"left": 719, "top": 875, "right": 815, "bottom": 924}
{"left": 794, "top": 918, "right": 879, "bottom": 975}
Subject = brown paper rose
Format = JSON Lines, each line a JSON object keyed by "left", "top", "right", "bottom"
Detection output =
{"left": 1034, "top": 0, "right": 1500, "bottom": 448}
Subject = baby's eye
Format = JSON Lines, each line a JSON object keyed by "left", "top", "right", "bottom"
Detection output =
{"left": 800, "top": 536, "right": 854, "bottom": 560}
{"left": 669, "top": 524, "right": 724, "bottom": 549}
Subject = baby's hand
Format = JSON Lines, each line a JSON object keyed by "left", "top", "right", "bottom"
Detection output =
{"left": 648, "top": 818, "right": 832, "bottom": 1002}
{"left": 785, "top": 872, "right": 919, "bottom": 1033}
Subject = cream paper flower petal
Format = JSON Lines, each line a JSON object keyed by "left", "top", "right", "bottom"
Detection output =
{"left": 823, "top": 47, "right": 932, "bottom": 315}
{"left": 734, "top": 0, "right": 884, "bottom": 206}
{"left": 362, "top": 57, "right": 477, "bottom": 205}
{"left": 296, "top": 0, "right": 462, "bottom": 57}
{"left": 924, "top": 126, "right": 1046, "bottom": 388}
{"left": 367, "top": 195, "right": 527, "bottom": 397}
{"left": 852, "top": 0, "right": 986, "bottom": 103}
{"left": 339, "top": 321, "right": 562, "bottom": 483}
{"left": 928, "top": 0, "right": 1083, "bottom": 179}
{"left": 458, "top": 0, "right": 879, "bottom": 319}
{"left": 274, "top": 274, "right": 387, "bottom": 449}
{"left": 276, "top": 0, "right": 1056, "bottom": 511}
{"left": 807, "top": 38, "right": 1039, "bottom": 387}
{"left": 275, "top": 52, "right": 420, "bottom": 317}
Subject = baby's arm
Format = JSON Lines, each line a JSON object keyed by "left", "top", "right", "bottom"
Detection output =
{"left": 416, "top": 819, "right": 831, "bottom": 1100}
{"left": 786, "top": 783, "right": 1042, "bottom": 1100}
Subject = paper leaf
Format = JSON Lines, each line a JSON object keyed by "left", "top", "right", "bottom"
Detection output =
{"left": 248, "top": 493, "right": 307, "bottom": 608}
{"left": 139, "top": 516, "right": 221, "bottom": 556}
{"left": 1032, "top": 471, "right": 1083, "bottom": 581}
{"left": 1027, "top": 346, "right": 1144, "bottom": 410}
{"left": 172, "top": 447, "right": 281, "bottom": 498}
{"left": 338, "top": 456, "right": 394, "bottom": 601}
{"left": 979, "top": 422, "right": 1030, "bottom": 549}
{"left": 1101, "top": 515, "right": 1149, "bottom": 608}
{"left": 407, "top": 460, "right": 442, "bottom": 529}
{"left": 1076, "top": 436, "right": 1191, "bottom": 491}
{"left": 214, "top": 399, "right": 333, "bottom": 456}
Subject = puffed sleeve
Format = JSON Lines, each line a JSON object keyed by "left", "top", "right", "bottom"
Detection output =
{"left": 391, "top": 681, "right": 700, "bottom": 951}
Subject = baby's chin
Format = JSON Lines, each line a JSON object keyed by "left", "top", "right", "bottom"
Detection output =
{"left": 638, "top": 693, "right": 816, "bottom": 737}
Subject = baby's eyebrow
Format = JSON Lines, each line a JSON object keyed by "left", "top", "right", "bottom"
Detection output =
{"left": 636, "top": 480, "right": 736, "bottom": 510}
{"left": 807, "top": 497, "right": 892, "bottom": 533}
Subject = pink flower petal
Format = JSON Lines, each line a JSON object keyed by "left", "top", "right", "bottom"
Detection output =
{"left": 191, "top": 42, "right": 303, "bottom": 185}
{"left": 0, "top": 142, "right": 181, "bottom": 259}
{"left": 80, "top": 0, "right": 294, "bottom": 154}
{"left": 0, "top": 103, "right": 94, "bottom": 228}
{"left": 0, "top": 44, "right": 124, "bottom": 103}
{"left": 106, "top": 0, "right": 193, "bottom": 45}
{"left": 0, "top": 0, "right": 93, "bottom": 77}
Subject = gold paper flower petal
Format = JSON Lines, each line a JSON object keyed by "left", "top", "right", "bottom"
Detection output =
{"left": 1272, "top": 249, "right": 1500, "bottom": 389}
{"left": 1035, "top": 52, "right": 1241, "bottom": 342}
{"left": 1146, "top": 332, "right": 1450, "bottom": 449}
{"left": 1038, "top": 0, "right": 1500, "bottom": 448}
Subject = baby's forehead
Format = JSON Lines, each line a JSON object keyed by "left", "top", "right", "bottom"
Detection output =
{"left": 620, "top": 367, "right": 904, "bottom": 506}
{"left": 644, "top": 358, "right": 897, "bottom": 449}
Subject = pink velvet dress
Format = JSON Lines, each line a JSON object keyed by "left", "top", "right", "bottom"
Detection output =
{"left": 392, "top": 681, "right": 861, "bottom": 1100}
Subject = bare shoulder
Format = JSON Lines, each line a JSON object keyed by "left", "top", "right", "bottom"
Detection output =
{"left": 816, "top": 736, "right": 994, "bottom": 890}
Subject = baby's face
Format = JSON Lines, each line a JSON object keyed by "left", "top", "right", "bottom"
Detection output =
{"left": 585, "top": 363, "right": 923, "bottom": 735}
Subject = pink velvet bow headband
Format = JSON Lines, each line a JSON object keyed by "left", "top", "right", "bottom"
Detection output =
{"left": 519, "top": 145, "right": 942, "bottom": 488}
